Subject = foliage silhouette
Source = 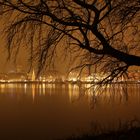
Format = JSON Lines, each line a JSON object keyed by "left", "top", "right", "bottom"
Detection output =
{"left": 0, "top": 0, "right": 140, "bottom": 82}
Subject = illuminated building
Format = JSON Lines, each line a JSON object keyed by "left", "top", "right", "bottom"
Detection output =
{"left": 0, "top": 73, "right": 8, "bottom": 82}
{"left": 7, "top": 72, "right": 28, "bottom": 82}
{"left": 27, "top": 69, "right": 36, "bottom": 81}
{"left": 40, "top": 70, "right": 64, "bottom": 82}
{"left": 31, "top": 69, "right": 36, "bottom": 81}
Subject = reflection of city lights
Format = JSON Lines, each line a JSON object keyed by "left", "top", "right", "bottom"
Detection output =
{"left": 47, "top": 84, "right": 53, "bottom": 89}
{"left": 42, "top": 83, "right": 46, "bottom": 95}
{"left": 24, "top": 83, "right": 27, "bottom": 93}
{"left": 68, "top": 84, "right": 72, "bottom": 102}
{"left": 0, "top": 82, "right": 132, "bottom": 106}
{"left": 0, "top": 84, "right": 6, "bottom": 93}
{"left": 32, "top": 84, "right": 35, "bottom": 101}
{"left": 39, "top": 84, "right": 42, "bottom": 94}
{"left": 46, "top": 84, "right": 53, "bottom": 95}
{"left": 8, "top": 83, "right": 14, "bottom": 88}
{"left": 85, "top": 84, "right": 91, "bottom": 88}
{"left": 68, "top": 84, "right": 80, "bottom": 102}
{"left": 0, "top": 84, "right": 5, "bottom": 88}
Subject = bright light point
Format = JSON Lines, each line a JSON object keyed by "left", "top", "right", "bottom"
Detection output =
{"left": 72, "top": 78, "right": 77, "bottom": 82}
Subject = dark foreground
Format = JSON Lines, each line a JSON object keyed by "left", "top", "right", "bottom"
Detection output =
{"left": 0, "top": 126, "right": 140, "bottom": 140}
{"left": 65, "top": 127, "right": 140, "bottom": 140}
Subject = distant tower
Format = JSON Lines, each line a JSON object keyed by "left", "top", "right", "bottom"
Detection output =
{"left": 32, "top": 69, "right": 36, "bottom": 81}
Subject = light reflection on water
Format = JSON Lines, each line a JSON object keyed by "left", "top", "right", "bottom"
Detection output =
{"left": 0, "top": 83, "right": 140, "bottom": 139}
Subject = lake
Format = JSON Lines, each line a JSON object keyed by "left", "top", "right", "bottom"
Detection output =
{"left": 0, "top": 83, "right": 140, "bottom": 140}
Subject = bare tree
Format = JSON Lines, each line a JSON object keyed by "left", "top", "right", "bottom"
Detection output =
{"left": 0, "top": 0, "right": 140, "bottom": 82}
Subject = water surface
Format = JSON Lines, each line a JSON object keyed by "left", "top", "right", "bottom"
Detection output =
{"left": 0, "top": 83, "right": 140, "bottom": 140}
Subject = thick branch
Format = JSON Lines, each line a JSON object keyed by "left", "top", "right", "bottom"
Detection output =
{"left": 92, "top": 28, "right": 140, "bottom": 66}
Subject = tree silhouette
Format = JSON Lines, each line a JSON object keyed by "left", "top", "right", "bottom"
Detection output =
{"left": 0, "top": 0, "right": 140, "bottom": 82}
